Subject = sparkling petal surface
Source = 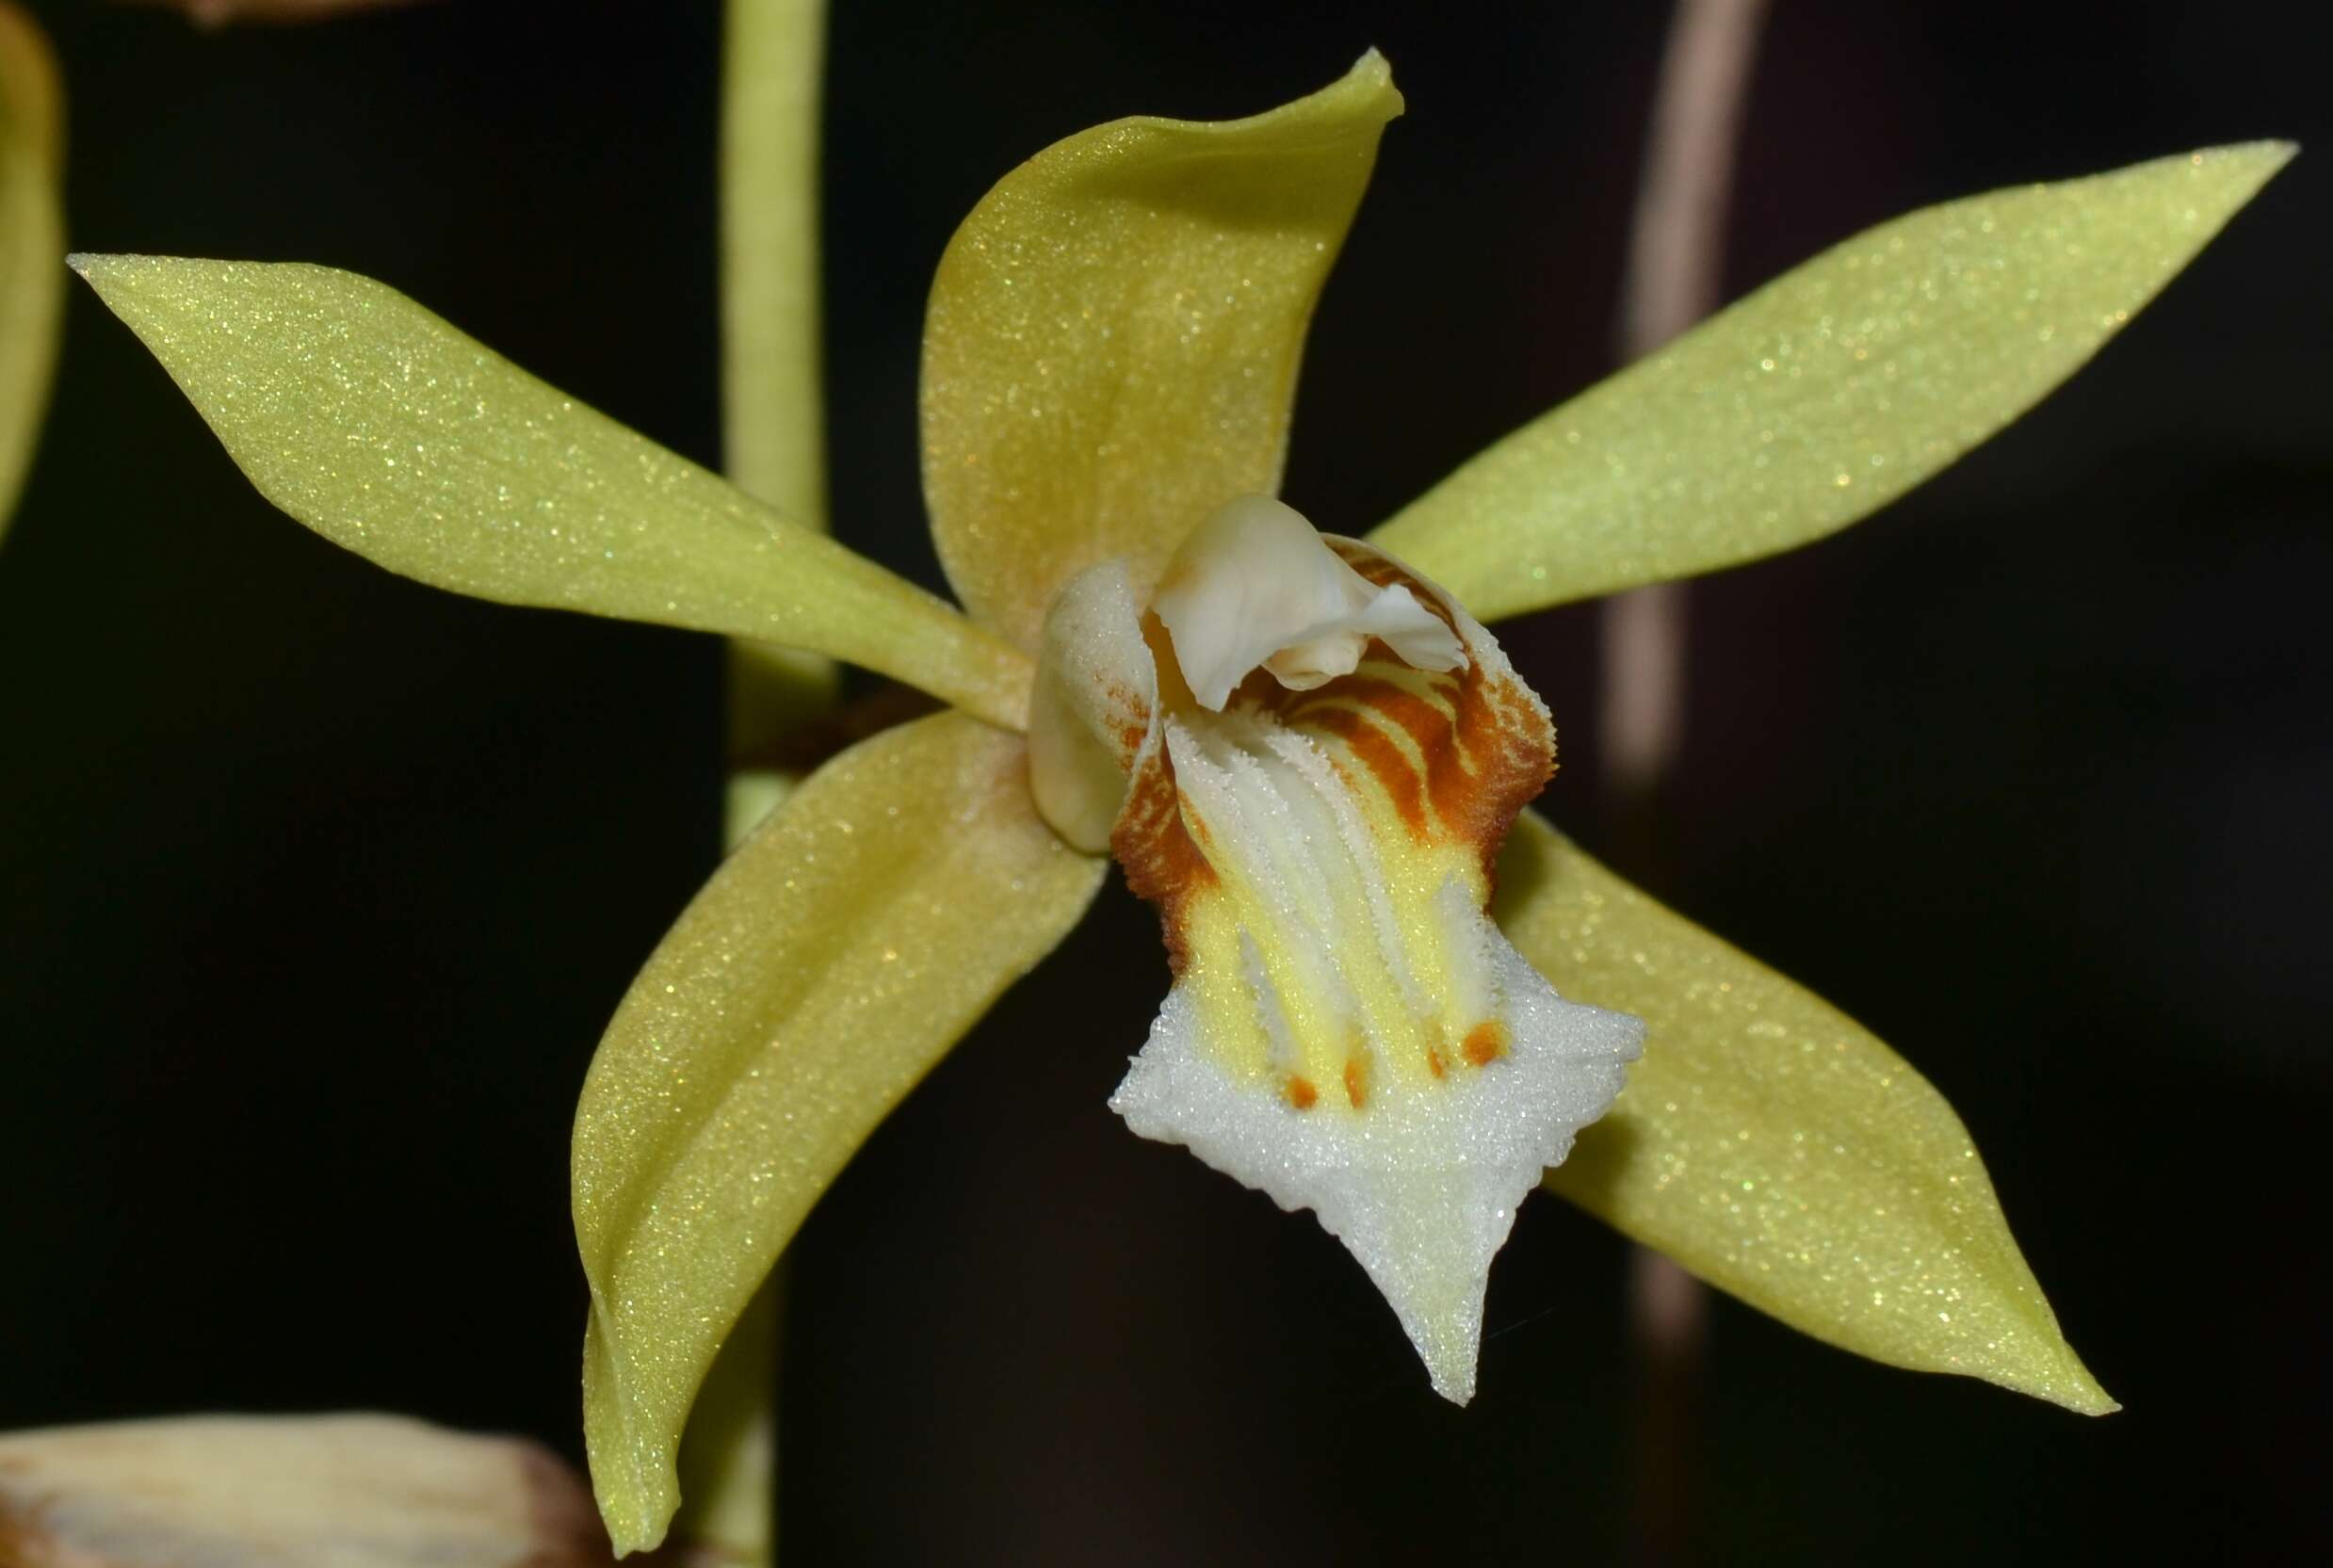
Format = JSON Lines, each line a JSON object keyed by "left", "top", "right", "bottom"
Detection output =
{"left": 574, "top": 714, "right": 1106, "bottom": 1551}
{"left": 0, "top": 2, "right": 61, "bottom": 536}
{"left": 1495, "top": 812, "right": 2114, "bottom": 1414}
{"left": 920, "top": 51, "right": 1401, "bottom": 649}
{"left": 1116, "top": 920, "right": 1638, "bottom": 1403}
{"left": 72, "top": 255, "right": 1032, "bottom": 730}
{"left": 1371, "top": 143, "right": 2295, "bottom": 622}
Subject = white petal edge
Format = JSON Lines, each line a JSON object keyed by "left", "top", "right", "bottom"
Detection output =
{"left": 1110, "top": 937, "right": 1642, "bottom": 1401}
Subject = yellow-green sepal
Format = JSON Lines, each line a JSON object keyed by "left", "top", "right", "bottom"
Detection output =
{"left": 573, "top": 712, "right": 1106, "bottom": 1551}
{"left": 1375, "top": 143, "right": 2294, "bottom": 622}
{"left": 0, "top": 0, "right": 62, "bottom": 537}
{"left": 72, "top": 254, "right": 1034, "bottom": 730}
{"left": 920, "top": 50, "right": 1402, "bottom": 650}
{"left": 1495, "top": 812, "right": 2114, "bottom": 1414}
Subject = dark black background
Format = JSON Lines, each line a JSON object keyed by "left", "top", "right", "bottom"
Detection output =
{"left": 2, "top": 1, "right": 2325, "bottom": 1562}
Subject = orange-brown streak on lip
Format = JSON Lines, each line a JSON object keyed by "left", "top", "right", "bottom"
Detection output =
{"left": 1343, "top": 1057, "right": 1369, "bottom": 1109}
{"left": 1296, "top": 702, "right": 1431, "bottom": 840}
{"left": 1110, "top": 744, "right": 1214, "bottom": 977}
{"left": 1282, "top": 662, "right": 1550, "bottom": 881}
{"left": 1451, "top": 663, "right": 1554, "bottom": 884}
{"left": 1287, "top": 1075, "right": 1319, "bottom": 1109}
{"left": 1360, "top": 545, "right": 1555, "bottom": 882}
{"left": 1331, "top": 541, "right": 1410, "bottom": 592}
{"left": 1291, "top": 672, "right": 1477, "bottom": 832}
{"left": 1112, "top": 623, "right": 1216, "bottom": 975}
{"left": 1111, "top": 539, "right": 1555, "bottom": 982}
{"left": 1321, "top": 540, "right": 1556, "bottom": 881}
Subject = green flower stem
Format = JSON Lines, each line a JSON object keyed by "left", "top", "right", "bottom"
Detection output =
{"left": 682, "top": 2, "right": 836, "bottom": 1562}
{"left": 725, "top": 0, "right": 841, "bottom": 784}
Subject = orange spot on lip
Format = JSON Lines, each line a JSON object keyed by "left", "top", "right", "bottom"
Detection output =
{"left": 1343, "top": 1059, "right": 1368, "bottom": 1108}
{"left": 1426, "top": 1045, "right": 1447, "bottom": 1078}
{"left": 1462, "top": 1021, "right": 1507, "bottom": 1066}
{"left": 1287, "top": 1075, "right": 1318, "bottom": 1109}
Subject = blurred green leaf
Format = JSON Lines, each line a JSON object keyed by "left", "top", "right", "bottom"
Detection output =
{"left": 0, "top": 1, "right": 62, "bottom": 538}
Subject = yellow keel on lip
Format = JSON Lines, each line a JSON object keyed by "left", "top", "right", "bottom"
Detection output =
{"left": 1088, "top": 521, "right": 1644, "bottom": 1400}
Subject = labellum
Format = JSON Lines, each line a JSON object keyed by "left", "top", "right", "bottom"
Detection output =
{"left": 1032, "top": 495, "right": 1643, "bottom": 1400}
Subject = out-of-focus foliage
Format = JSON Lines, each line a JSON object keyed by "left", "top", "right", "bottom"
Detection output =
{"left": 0, "top": 0, "right": 61, "bottom": 539}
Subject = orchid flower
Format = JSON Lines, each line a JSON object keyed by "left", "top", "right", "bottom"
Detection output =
{"left": 72, "top": 50, "right": 2288, "bottom": 1555}
{"left": 0, "top": 0, "right": 62, "bottom": 541}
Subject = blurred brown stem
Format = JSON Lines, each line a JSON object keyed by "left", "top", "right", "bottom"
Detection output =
{"left": 1605, "top": 0, "right": 1767, "bottom": 801}
{"left": 1604, "top": 2, "right": 1768, "bottom": 1564}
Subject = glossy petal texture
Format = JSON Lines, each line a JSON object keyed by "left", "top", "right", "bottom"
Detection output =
{"left": 920, "top": 50, "right": 1401, "bottom": 650}
{"left": 0, "top": 1, "right": 62, "bottom": 536}
{"left": 1373, "top": 143, "right": 2294, "bottom": 622}
{"left": 1110, "top": 536, "right": 1640, "bottom": 1401}
{"left": 574, "top": 713, "right": 1106, "bottom": 1552}
{"left": 72, "top": 255, "right": 1034, "bottom": 730}
{"left": 1494, "top": 814, "right": 2114, "bottom": 1414}
{"left": 0, "top": 1414, "right": 624, "bottom": 1566}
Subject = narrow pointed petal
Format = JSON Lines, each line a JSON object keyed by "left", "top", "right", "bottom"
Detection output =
{"left": 0, "top": 1, "right": 62, "bottom": 536}
{"left": 921, "top": 51, "right": 1402, "bottom": 649}
{"left": 0, "top": 1414, "right": 623, "bottom": 1566}
{"left": 72, "top": 255, "right": 1033, "bottom": 730}
{"left": 573, "top": 713, "right": 1106, "bottom": 1552}
{"left": 1372, "top": 143, "right": 2295, "bottom": 622}
{"left": 1494, "top": 813, "right": 2115, "bottom": 1414}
